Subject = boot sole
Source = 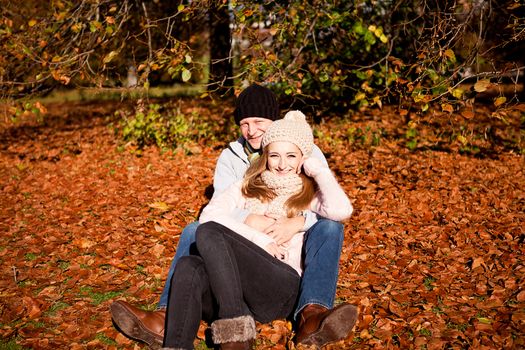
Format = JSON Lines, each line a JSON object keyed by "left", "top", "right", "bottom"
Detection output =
{"left": 110, "top": 301, "right": 163, "bottom": 350}
{"left": 298, "top": 304, "right": 358, "bottom": 349}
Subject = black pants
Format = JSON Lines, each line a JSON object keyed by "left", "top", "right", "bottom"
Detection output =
{"left": 163, "top": 221, "right": 301, "bottom": 348}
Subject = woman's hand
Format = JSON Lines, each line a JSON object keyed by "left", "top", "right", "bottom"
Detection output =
{"left": 265, "top": 242, "right": 289, "bottom": 261}
{"left": 263, "top": 214, "right": 305, "bottom": 245}
{"left": 302, "top": 157, "right": 328, "bottom": 178}
{"left": 244, "top": 213, "right": 276, "bottom": 232}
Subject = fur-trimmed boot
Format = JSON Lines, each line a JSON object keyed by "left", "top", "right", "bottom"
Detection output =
{"left": 211, "top": 315, "right": 256, "bottom": 350}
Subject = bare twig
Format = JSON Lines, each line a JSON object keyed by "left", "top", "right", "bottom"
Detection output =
{"left": 142, "top": 2, "right": 153, "bottom": 64}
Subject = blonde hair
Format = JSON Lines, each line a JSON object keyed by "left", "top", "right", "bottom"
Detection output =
{"left": 241, "top": 147, "right": 317, "bottom": 217}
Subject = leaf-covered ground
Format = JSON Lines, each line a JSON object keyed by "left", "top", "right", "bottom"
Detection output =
{"left": 0, "top": 99, "right": 523, "bottom": 349}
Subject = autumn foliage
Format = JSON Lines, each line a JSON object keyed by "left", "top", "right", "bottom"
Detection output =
{"left": 1, "top": 0, "right": 523, "bottom": 115}
{"left": 0, "top": 98, "right": 523, "bottom": 349}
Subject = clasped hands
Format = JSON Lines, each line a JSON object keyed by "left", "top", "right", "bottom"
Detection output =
{"left": 244, "top": 213, "right": 305, "bottom": 261}
{"left": 243, "top": 156, "right": 327, "bottom": 260}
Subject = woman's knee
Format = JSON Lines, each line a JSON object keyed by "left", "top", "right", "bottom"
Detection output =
{"left": 173, "top": 256, "right": 203, "bottom": 276}
{"left": 172, "top": 256, "right": 207, "bottom": 285}
{"left": 196, "top": 221, "right": 224, "bottom": 249}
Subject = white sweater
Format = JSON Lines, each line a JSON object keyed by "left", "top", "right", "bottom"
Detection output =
{"left": 199, "top": 165, "right": 353, "bottom": 275}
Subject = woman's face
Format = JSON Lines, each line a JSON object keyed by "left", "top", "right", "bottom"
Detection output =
{"left": 266, "top": 141, "right": 303, "bottom": 176}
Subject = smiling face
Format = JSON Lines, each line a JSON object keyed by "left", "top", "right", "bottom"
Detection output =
{"left": 266, "top": 141, "right": 304, "bottom": 176}
{"left": 239, "top": 117, "right": 273, "bottom": 150}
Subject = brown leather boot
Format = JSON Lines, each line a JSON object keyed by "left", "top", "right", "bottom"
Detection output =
{"left": 295, "top": 303, "right": 358, "bottom": 348}
{"left": 110, "top": 300, "right": 164, "bottom": 349}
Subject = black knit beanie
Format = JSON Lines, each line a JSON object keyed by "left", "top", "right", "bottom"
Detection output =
{"left": 233, "top": 84, "right": 280, "bottom": 125}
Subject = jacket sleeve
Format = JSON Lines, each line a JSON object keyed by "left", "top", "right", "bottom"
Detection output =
{"left": 212, "top": 148, "right": 251, "bottom": 222}
{"left": 213, "top": 148, "right": 239, "bottom": 195}
{"left": 300, "top": 143, "right": 329, "bottom": 229}
{"left": 199, "top": 182, "right": 275, "bottom": 248}
{"left": 311, "top": 144, "right": 329, "bottom": 168}
{"left": 309, "top": 168, "right": 353, "bottom": 221}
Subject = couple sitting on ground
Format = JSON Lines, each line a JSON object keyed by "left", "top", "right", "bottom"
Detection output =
{"left": 111, "top": 84, "right": 358, "bottom": 349}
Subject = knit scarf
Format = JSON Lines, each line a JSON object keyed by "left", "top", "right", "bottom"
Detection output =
{"left": 243, "top": 139, "right": 261, "bottom": 164}
{"left": 245, "top": 171, "right": 303, "bottom": 217}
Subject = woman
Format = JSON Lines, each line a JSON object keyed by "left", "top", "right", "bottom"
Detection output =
{"left": 162, "top": 111, "right": 353, "bottom": 350}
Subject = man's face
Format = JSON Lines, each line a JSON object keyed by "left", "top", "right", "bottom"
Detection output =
{"left": 239, "top": 117, "right": 273, "bottom": 150}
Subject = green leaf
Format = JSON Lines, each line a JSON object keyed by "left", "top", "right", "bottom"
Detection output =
{"left": 22, "top": 46, "right": 32, "bottom": 56}
{"left": 412, "top": 93, "right": 425, "bottom": 103}
{"left": 371, "top": 26, "right": 383, "bottom": 38}
{"left": 353, "top": 22, "right": 364, "bottom": 35}
{"left": 355, "top": 71, "right": 367, "bottom": 80}
{"left": 181, "top": 69, "right": 191, "bottom": 82}
{"left": 452, "top": 88, "right": 464, "bottom": 99}
{"left": 477, "top": 317, "right": 492, "bottom": 324}
{"left": 354, "top": 92, "right": 366, "bottom": 101}
{"left": 89, "top": 21, "right": 101, "bottom": 32}
{"left": 457, "top": 135, "right": 468, "bottom": 146}
{"left": 406, "top": 128, "right": 417, "bottom": 139}
{"left": 103, "top": 50, "right": 119, "bottom": 64}
{"left": 444, "top": 49, "right": 456, "bottom": 63}
{"left": 494, "top": 96, "right": 506, "bottom": 107}
{"left": 406, "top": 139, "right": 417, "bottom": 150}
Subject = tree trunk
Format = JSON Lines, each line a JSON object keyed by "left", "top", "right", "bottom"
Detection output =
{"left": 208, "top": 1, "right": 233, "bottom": 96}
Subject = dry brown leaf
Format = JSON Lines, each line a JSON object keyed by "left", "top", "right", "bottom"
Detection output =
{"left": 1, "top": 102, "right": 523, "bottom": 350}
{"left": 22, "top": 296, "right": 42, "bottom": 319}
{"left": 516, "top": 290, "right": 525, "bottom": 302}
{"left": 471, "top": 256, "right": 485, "bottom": 270}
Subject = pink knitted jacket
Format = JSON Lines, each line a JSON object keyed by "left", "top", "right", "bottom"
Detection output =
{"left": 199, "top": 161, "right": 353, "bottom": 275}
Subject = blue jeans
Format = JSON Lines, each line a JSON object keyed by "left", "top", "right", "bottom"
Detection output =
{"left": 294, "top": 219, "right": 344, "bottom": 320}
{"left": 158, "top": 221, "right": 200, "bottom": 308}
{"left": 158, "top": 219, "right": 344, "bottom": 320}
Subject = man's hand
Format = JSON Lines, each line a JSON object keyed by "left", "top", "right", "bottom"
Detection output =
{"left": 265, "top": 242, "right": 289, "bottom": 261}
{"left": 244, "top": 213, "right": 276, "bottom": 232}
{"left": 263, "top": 214, "right": 305, "bottom": 245}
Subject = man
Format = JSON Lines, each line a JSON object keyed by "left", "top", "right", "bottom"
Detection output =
{"left": 110, "top": 83, "right": 357, "bottom": 349}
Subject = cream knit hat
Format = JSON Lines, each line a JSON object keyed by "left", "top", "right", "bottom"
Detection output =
{"left": 261, "top": 110, "right": 313, "bottom": 156}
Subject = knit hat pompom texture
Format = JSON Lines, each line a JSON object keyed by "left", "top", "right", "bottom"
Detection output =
{"left": 234, "top": 84, "right": 280, "bottom": 125}
{"left": 262, "top": 110, "right": 313, "bottom": 156}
